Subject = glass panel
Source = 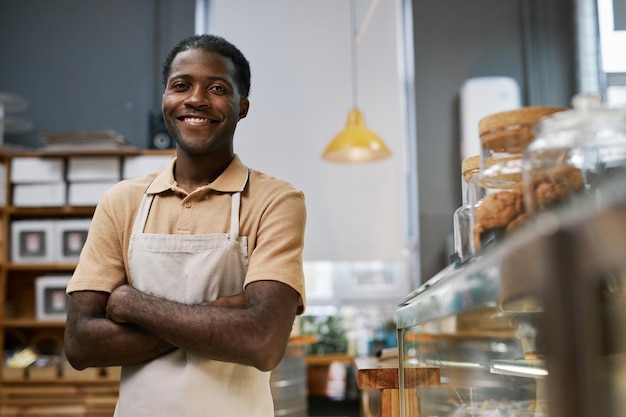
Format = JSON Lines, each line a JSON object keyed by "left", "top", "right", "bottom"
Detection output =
{"left": 400, "top": 307, "right": 545, "bottom": 416}
{"left": 398, "top": 174, "right": 626, "bottom": 417}
{"left": 602, "top": 271, "right": 626, "bottom": 417}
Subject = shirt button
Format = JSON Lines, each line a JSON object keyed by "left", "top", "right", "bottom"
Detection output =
{"left": 184, "top": 202, "right": 192, "bottom": 208}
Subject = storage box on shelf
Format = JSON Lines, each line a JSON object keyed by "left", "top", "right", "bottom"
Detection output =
{"left": 10, "top": 157, "right": 66, "bottom": 208}
{"left": 66, "top": 156, "right": 122, "bottom": 207}
{"left": 122, "top": 154, "right": 174, "bottom": 180}
{"left": 0, "top": 148, "right": 174, "bottom": 416}
{"left": 397, "top": 173, "right": 626, "bottom": 417}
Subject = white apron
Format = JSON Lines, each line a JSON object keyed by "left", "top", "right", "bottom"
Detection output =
{"left": 114, "top": 188, "right": 273, "bottom": 417}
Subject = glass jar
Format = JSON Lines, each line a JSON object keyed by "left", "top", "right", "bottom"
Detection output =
{"left": 523, "top": 94, "right": 626, "bottom": 215}
{"left": 479, "top": 106, "right": 565, "bottom": 172}
{"left": 471, "top": 106, "right": 566, "bottom": 252}
{"left": 452, "top": 155, "right": 481, "bottom": 261}
{"left": 470, "top": 160, "right": 525, "bottom": 252}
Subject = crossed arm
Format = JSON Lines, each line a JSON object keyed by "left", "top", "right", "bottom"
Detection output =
{"left": 64, "top": 280, "right": 299, "bottom": 372}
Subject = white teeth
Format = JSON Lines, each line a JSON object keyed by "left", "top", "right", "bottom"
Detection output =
{"left": 185, "top": 117, "right": 208, "bottom": 123}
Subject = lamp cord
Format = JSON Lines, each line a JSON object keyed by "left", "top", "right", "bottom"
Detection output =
{"left": 351, "top": 0, "right": 359, "bottom": 109}
{"left": 351, "top": 0, "right": 380, "bottom": 109}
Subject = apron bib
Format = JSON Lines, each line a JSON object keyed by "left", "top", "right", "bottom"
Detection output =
{"left": 114, "top": 190, "right": 273, "bottom": 417}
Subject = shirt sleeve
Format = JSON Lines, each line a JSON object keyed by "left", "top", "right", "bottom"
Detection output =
{"left": 66, "top": 186, "right": 130, "bottom": 294}
{"left": 244, "top": 189, "right": 307, "bottom": 314}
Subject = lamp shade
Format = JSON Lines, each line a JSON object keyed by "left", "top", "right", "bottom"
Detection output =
{"left": 322, "top": 108, "right": 392, "bottom": 163}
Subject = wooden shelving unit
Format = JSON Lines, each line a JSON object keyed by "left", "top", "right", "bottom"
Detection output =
{"left": 0, "top": 148, "right": 174, "bottom": 416}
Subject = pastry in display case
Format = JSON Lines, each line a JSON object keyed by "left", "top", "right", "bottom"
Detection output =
{"left": 471, "top": 106, "right": 565, "bottom": 252}
{"left": 397, "top": 172, "right": 626, "bottom": 417}
{"left": 470, "top": 94, "right": 626, "bottom": 255}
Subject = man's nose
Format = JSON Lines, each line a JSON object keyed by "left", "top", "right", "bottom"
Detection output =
{"left": 184, "top": 87, "right": 209, "bottom": 108}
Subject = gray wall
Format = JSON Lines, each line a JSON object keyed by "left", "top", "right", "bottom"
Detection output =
{"left": 411, "top": 0, "right": 576, "bottom": 281}
{"left": 0, "top": 0, "right": 194, "bottom": 149}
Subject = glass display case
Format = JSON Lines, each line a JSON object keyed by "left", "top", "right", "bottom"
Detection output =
{"left": 397, "top": 172, "right": 626, "bottom": 417}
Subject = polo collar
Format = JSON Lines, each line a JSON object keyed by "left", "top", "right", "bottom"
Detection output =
{"left": 147, "top": 154, "right": 249, "bottom": 194}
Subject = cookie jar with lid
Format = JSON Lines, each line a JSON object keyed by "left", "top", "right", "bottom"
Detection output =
{"left": 523, "top": 93, "right": 626, "bottom": 215}
{"left": 478, "top": 106, "right": 565, "bottom": 187}
{"left": 470, "top": 106, "right": 566, "bottom": 252}
{"left": 452, "top": 155, "right": 481, "bottom": 262}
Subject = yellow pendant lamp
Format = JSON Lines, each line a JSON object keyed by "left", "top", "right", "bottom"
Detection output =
{"left": 322, "top": 0, "right": 391, "bottom": 163}
{"left": 322, "top": 107, "right": 391, "bottom": 162}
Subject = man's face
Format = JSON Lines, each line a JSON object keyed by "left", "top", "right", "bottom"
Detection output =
{"left": 162, "top": 48, "right": 249, "bottom": 157}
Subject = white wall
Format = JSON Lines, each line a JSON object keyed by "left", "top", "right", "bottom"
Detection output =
{"left": 204, "top": 0, "right": 408, "bottom": 265}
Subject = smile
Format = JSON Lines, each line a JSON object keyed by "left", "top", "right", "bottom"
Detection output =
{"left": 180, "top": 116, "right": 216, "bottom": 125}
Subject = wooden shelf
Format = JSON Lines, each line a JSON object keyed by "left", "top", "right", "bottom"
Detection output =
{"left": 0, "top": 380, "right": 119, "bottom": 416}
{"left": 404, "top": 330, "right": 518, "bottom": 341}
{"left": 0, "top": 147, "right": 174, "bottom": 159}
{"left": 4, "top": 263, "right": 78, "bottom": 272}
{"left": 306, "top": 354, "right": 354, "bottom": 366}
{"left": 0, "top": 148, "right": 141, "bottom": 159}
{"left": 2, "top": 319, "right": 66, "bottom": 328}
{"left": 2, "top": 378, "right": 119, "bottom": 385}
{"left": 0, "top": 149, "right": 176, "bottom": 415}
{"left": 1, "top": 206, "right": 95, "bottom": 217}
{"left": 287, "top": 334, "right": 317, "bottom": 346}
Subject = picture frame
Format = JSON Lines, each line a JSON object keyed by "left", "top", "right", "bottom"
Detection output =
{"left": 35, "top": 275, "right": 72, "bottom": 320}
{"left": 55, "top": 219, "right": 92, "bottom": 262}
{"left": 11, "top": 220, "right": 56, "bottom": 263}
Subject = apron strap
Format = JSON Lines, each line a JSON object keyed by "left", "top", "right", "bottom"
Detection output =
{"left": 133, "top": 193, "right": 155, "bottom": 234}
{"left": 229, "top": 192, "right": 241, "bottom": 240}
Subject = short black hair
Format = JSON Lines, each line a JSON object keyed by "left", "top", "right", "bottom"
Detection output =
{"left": 162, "top": 34, "right": 251, "bottom": 98}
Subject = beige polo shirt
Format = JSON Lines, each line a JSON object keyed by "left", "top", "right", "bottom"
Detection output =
{"left": 67, "top": 155, "right": 306, "bottom": 312}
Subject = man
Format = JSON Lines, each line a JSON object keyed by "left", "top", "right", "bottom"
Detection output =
{"left": 64, "top": 34, "right": 306, "bottom": 417}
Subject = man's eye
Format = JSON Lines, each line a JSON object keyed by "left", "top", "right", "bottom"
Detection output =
{"left": 171, "top": 82, "right": 189, "bottom": 91}
{"left": 210, "top": 85, "right": 226, "bottom": 93}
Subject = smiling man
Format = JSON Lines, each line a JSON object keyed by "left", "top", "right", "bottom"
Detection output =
{"left": 63, "top": 34, "right": 307, "bottom": 417}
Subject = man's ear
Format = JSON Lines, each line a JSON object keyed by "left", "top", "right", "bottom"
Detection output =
{"left": 239, "top": 98, "right": 250, "bottom": 120}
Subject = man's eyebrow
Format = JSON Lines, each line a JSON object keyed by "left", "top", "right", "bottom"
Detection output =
{"left": 168, "top": 73, "right": 192, "bottom": 80}
{"left": 168, "top": 74, "right": 231, "bottom": 85}
{"left": 205, "top": 75, "right": 232, "bottom": 85}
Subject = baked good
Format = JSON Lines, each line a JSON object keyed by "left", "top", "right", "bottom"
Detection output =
{"left": 473, "top": 189, "right": 524, "bottom": 249}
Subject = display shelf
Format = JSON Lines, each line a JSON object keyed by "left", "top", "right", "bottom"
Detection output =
{"left": 2, "top": 378, "right": 119, "bottom": 385}
{"left": 2, "top": 207, "right": 96, "bottom": 217}
{"left": 2, "top": 319, "right": 65, "bottom": 328}
{"left": 397, "top": 173, "right": 626, "bottom": 417}
{"left": 0, "top": 380, "right": 119, "bottom": 417}
{"left": 489, "top": 359, "right": 547, "bottom": 379}
{"left": 405, "top": 329, "right": 518, "bottom": 341}
{"left": 5, "top": 263, "right": 77, "bottom": 271}
{"left": 0, "top": 148, "right": 175, "bottom": 415}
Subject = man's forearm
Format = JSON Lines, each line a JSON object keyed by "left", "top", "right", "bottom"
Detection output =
{"left": 65, "top": 291, "right": 176, "bottom": 370}
{"left": 106, "top": 283, "right": 298, "bottom": 371}
{"left": 67, "top": 316, "right": 176, "bottom": 369}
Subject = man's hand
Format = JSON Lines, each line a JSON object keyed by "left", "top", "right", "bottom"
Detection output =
{"left": 205, "top": 293, "right": 247, "bottom": 309}
{"left": 106, "top": 284, "right": 135, "bottom": 323}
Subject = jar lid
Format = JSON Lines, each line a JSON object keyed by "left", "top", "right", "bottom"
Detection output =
{"left": 461, "top": 155, "right": 480, "bottom": 182}
{"left": 533, "top": 94, "right": 626, "bottom": 147}
{"left": 479, "top": 106, "right": 566, "bottom": 152}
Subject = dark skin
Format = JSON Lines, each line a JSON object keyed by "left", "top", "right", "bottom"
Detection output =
{"left": 64, "top": 49, "right": 300, "bottom": 372}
